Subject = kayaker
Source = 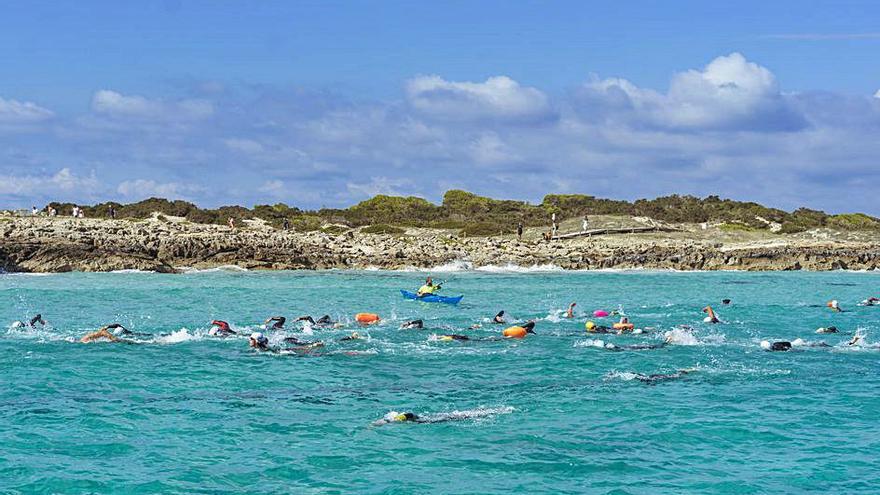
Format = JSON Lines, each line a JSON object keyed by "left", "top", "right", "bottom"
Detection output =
{"left": 416, "top": 277, "right": 441, "bottom": 297}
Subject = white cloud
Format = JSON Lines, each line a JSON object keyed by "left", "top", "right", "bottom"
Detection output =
{"left": 116, "top": 179, "right": 203, "bottom": 199}
{"left": 346, "top": 177, "right": 414, "bottom": 198}
{"left": 578, "top": 53, "right": 804, "bottom": 131}
{"left": 469, "top": 132, "right": 520, "bottom": 165}
{"left": 92, "top": 90, "right": 214, "bottom": 121}
{"left": 406, "top": 75, "right": 554, "bottom": 122}
{"left": 0, "top": 168, "right": 98, "bottom": 195}
{"left": 224, "top": 138, "right": 265, "bottom": 154}
{"left": 874, "top": 89, "right": 880, "bottom": 99}
{"left": 0, "top": 96, "right": 54, "bottom": 124}
{"left": 258, "top": 179, "right": 284, "bottom": 194}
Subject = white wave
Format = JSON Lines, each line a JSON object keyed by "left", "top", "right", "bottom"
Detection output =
{"left": 604, "top": 371, "right": 640, "bottom": 381}
{"left": 156, "top": 328, "right": 200, "bottom": 344}
{"left": 177, "top": 265, "right": 250, "bottom": 274}
{"left": 375, "top": 406, "right": 513, "bottom": 426}
{"left": 574, "top": 338, "right": 615, "bottom": 349}
{"left": 664, "top": 328, "right": 700, "bottom": 346}
{"left": 400, "top": 260, "right": 564, "bottom": 273}
{"left": 109, "top": 269, "right": 155, "bottom": 274}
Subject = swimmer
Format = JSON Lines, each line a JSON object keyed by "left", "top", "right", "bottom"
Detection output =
{"left": 585, "top": 321, "right": 611, "bottom": 333}
{"left": 282, "top": 336, "right": 317, "bottom": 345}
{"left": 265, "top": 316, "right": 286, "bottom": 330}
{"left": 210, "top": 320, "right": 236, "bottom": 336}
{"left": 566, "top": 302, "right": 576, "bottom": 318}
{"left": 827, "top": 300, "right": 844, "bottom": 312}
{"left": 848, "top": 332, "right": 866, "bottom": 347}
{"left": 493, "top": 311, "right": 506, "bottom": 324}
{"left": 633, "top": 368, "right": 697, "bottom": 384}
{"left": 760, "top": 340, "right": 792, "bottom": 351}
{"left": 296, "top": 315, "right": 316, "bottom": 325}
{"left": 339, "top": 332, "right": 361, "bottom": 342}
{"left": 859, "top": 297, "right": 879, "bottom": 307}
{"left": 372, "top": 409, "right": 504, "bottom": 426}
{"left": 80, "top": 324, "right": 133, "bottom": 343}
{"left": 400, "top": 319, "right": 424, "bottom": 329}
{"left": 702, "top": 305, "right": 720, "bottom": 324}
{"left": 316, "top": 315, "right": 336, "bottom": 326}
{"left": 722, "top": 299, "right": 731, "bottom": 305}
{"left": 373, "top": 412, "right": 428, "bottom": 425}
{"left": 436, "top": 334, "right": 471, "bottom": 341}
{"left": 12, "top": 314, "right": 46, "bottom": 328}
{"left": 816, "top": 326, "right": 839, "bottom": 334}
{"left": 249, "top": 332, "right": 271, "bottom": 351}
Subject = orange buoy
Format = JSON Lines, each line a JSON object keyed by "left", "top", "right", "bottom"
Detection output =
{"left": 503, "top": 326, "right": 527, "bottom": 338}
{"left": 355, "top": 313, "right": 380, "bottom": 325}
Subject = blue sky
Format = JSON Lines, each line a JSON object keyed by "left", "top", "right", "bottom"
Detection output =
{"left": 1, "top": 0, "right": 879, "bottom": 214}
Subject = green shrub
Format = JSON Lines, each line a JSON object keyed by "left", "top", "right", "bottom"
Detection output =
{"left": 361, "top": 224, "right": 405, "bottom": 235}
{"left": 827, "top": 213, "right": 880, "bottom": 230}
{"left": 719, "top": 223, "right": 758, "bottom": 232}
{"left": 460, "top": 222, "right": 504, "bottom": 237}
{"left": 321, "top": 224, "right": 350, "bottom": 235}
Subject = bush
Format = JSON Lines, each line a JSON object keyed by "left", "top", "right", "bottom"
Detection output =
{"left": 460, "top": 222, "right": 504, "bottom": 237}
{"left": 719, "top": 223, "right": 758, "bottom": 232}
{"left": 360, "top": 224, "right": 405, "bottom": 235}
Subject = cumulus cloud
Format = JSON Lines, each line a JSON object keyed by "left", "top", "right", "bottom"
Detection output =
{"left": 0, "top": 168, "right": 98, "bottom": 196}
{"left": 0, "top": 96, "right": 54, "bottom": 124}
{"left": 346, "top": 177, "right": 415, "bottom": 199}
{"left": 406, "top": 75, "right": 555, "bottom": 123}
{"left": 576, "top": 53, "right": 806, "bottom": 131}
{"left": 92, "top": 90, "right": 214, "bottom": 121}
{"left": 3, "top": 54, "right": 880, "bottom": 215}
{"left": 116, "top": 179, "right": 203, "bottom": 199}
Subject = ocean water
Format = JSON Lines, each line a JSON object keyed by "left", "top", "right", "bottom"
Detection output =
{"left": 2, "top": 268, "right": 879, "bottom": 494}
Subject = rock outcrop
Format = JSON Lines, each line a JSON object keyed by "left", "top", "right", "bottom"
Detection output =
{"left": 1, "top": 217, "right": 878, "bottom": 272}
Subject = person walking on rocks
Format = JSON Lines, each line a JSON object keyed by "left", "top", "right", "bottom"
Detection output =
{"left": 517, "top": 222, "right": 523, "bottom": 240}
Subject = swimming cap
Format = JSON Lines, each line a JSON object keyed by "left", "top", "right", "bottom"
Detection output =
{"left": 586, "top": 321, "right": 596, "bottom": 330}
{"left": 250, "top": 332, "right": 268, "bottom": 344}
{"left": 760, "top": 340, "right": 771, "bottom": 350}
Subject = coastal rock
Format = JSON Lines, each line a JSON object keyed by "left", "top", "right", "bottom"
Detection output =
{"left": 0, "top": 217, "right": 878, "bottom": 273}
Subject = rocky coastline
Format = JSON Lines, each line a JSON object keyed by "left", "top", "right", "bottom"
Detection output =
{"left": 1, "top": 217, "right": 878, "bottom": 273}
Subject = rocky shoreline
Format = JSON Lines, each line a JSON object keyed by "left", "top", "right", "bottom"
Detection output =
{"left": 1, "top": 217, "right": 878, "bottom": 273}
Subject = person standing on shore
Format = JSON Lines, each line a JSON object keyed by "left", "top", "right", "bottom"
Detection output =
{"left": 517, "top": 222, "right": 523, "bottom": 240}
{"left": 72, "top": 206, "right": 79, "bottom": 218}
{"left": 31, "top": 206, "right": 38, "bottom": 216}
{"left": 283, "top": 218, "right": 290, "bottom": 230}
{"left": 582, "top": 215, "right": 588, "bottom": 232}
{"left": 109, "top": 205, "right": 116, "bottom": 219}
{"left": 228, "top": 217, "right": 235, "bottom": 230}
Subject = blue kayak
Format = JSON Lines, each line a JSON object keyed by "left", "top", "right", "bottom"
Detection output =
{"left": 400, "top": 290, "right": 463, "bottom": 305}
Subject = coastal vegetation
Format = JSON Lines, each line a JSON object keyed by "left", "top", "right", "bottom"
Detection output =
{"left": 47, "top": 190, "right": 880, "bottom": 235}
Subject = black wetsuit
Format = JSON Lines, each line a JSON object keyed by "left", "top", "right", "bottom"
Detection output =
{"left": 267, "top": 317, "right": 286, "bottom": 330}
{"left": 401, "top": 319, "right": 424, "bottom": 329}
{"left": 769, "top": 341, "right": 792, "bottom": 351}
{"left": 493, "top": 311, "right": 505, "bottom": 324}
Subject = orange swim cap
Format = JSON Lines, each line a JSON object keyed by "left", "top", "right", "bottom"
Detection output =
{"left": 355, "top": 313, "right": 380, "bottom": 325}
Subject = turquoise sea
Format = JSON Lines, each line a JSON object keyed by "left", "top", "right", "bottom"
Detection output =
{"left": 2, "top": 268, "right": 879, "bottom": 494}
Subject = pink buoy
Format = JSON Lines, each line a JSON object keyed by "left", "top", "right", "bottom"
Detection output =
{"left": 593, "top": 310, "right": 609, "bottom": 317}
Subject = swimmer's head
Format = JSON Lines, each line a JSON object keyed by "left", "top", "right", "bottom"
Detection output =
{"left": 523, "top": 321, "right": 536, "bottom": 334}
{"left": 722, "top": 299, "right": 731, "bottom": 305}
{"left": 250, "top": 332, "right": 268, "bottom": 346}
{"left": 586, "top": 321, "right": 596, "bottom": 331}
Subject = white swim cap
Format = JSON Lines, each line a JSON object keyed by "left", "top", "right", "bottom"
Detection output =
{"left": 760, "top": 340, "right": 771, "bottom": 350}
{"left": 250, "top": 332, "right": 267, "bottom": 343}
{"left": 792, "top": 338, "right": 805, "bottom": 347}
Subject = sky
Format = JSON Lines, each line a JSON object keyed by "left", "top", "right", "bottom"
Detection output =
{"left": 1, "top": 0, "right": 879, "bottom": 214}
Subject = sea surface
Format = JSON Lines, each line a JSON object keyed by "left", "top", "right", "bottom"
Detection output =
{"left": 2, "top": 268, "right": 879, "bottom": 494}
